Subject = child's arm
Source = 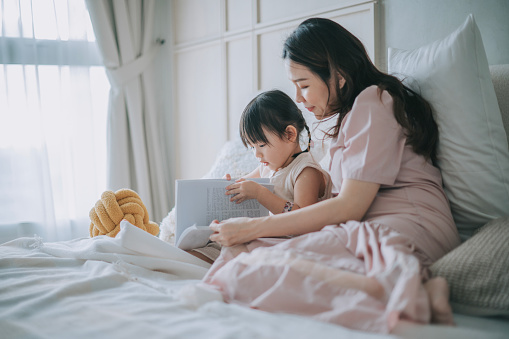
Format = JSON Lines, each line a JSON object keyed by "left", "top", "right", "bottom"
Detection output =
{"left": 225, "top": 167, "right": 324, "bottom": 214}
{"left": 291, "top": 167, "right": 324, "bottom": 210}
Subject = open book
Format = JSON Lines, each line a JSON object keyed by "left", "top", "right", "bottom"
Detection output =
{"left": 175, "top": 178, "right": 274, "bottom": 250}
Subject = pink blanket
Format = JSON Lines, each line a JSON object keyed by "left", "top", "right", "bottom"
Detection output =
{"left": 203, "top": 221, "right": 430, "bottom": 333}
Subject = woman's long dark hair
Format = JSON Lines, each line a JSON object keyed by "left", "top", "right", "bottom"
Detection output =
{"left": 282, "top": 18, "right": 438, "bottom": 163}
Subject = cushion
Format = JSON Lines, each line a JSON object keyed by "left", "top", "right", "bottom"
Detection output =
{"left": 430, "top": 217, "right": 509, "bottom": 317}
{"left": 202, "top": 138, "right": 260, "bottom": 179}
{"left": 490, "top": 64, "right": 509, "bottom": 147}
{"left": 388, "top": 14, "right": 509, "bottom": 241}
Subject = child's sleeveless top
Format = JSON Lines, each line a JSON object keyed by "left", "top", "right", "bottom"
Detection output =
{"left": 261, "top": 152, "right": 332, "bottom": 203}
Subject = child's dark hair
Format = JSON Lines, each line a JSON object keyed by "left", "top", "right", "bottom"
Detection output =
{"left": 282, "top": 17, "right": 438, "bottom": 163}
{"left": 240, "top": 89, "right": 311, "bottom": 150}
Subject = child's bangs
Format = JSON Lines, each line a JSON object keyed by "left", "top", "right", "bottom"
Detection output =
{"left": 240, "top": 116, "right": 270, "bottom": 147}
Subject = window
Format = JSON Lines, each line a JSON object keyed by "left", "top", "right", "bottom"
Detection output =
{"left": 0, "top": 0, "right": 109, "bottom": 242}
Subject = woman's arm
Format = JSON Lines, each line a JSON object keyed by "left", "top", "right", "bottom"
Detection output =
{"left": 210, "top": 178, "right": 380, "bottom": 246}
{"left": 226, "top": 167, "right": 323, "bottom": 215}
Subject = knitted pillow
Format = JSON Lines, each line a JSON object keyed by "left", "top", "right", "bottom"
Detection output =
{"left": 90, "top": 189, "right": 159, "bottom": 238}
{"left": 430, "top": 217, "right": 509, "bottom": 317}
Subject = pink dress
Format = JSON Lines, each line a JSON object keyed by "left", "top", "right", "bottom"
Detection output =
{"left": 202, "top": 86, "right": 461, "bottom": 333}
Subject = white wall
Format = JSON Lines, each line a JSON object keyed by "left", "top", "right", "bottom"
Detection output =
{"left": 378, "top": 0, "right": 509, "bottom": 70}
{"left": 170, "top": 0, "right": 377, "bottom": 180}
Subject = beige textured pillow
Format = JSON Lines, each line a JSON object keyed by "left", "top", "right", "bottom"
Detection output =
{"left": 430, "top": 217, "right": 509, "bottom": 317}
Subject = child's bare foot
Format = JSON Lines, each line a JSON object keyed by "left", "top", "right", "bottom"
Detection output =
{"left": 424, "top": 277, "right": 455, "bottom": 325}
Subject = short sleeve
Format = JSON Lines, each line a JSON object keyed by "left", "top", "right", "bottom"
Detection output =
{"left": 341, "top": 87, "right": 406, "bottom": 185}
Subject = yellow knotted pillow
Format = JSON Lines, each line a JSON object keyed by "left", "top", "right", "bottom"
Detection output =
{"left": 89, "top": 188, "right": 159, "bottom": 237}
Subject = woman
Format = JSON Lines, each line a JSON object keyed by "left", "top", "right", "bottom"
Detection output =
{"left": 204, "top": 18, "right": 460, "bottom": 333}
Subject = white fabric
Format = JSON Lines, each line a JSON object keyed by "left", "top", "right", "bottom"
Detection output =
{"left": 203, "top": 138, "right": 261, "bottom": 179}
{"left": 85, "top": 0, "right": 170, "bottom": 223}
{"left": 1, "top": 221, "right": 508, "bottom": 339}
{"left": 0, "top": 0, "right": 108, "bottom": 243}
{"left": 387, "top": 14, "right": 509, "bottom": 241}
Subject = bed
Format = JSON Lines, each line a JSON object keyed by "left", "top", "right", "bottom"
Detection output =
{"left": 1, "top": 219, "right": 508, "bottom": 339}
{"left": 1, "top": 15, "right": 508, "bottom": 339}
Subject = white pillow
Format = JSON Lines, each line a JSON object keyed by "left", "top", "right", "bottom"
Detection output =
{"left": 202, "top": 138, "right": 259, "bottom": 179}
{"left": 388, "top": 14, "right": 509, "bottom": 241}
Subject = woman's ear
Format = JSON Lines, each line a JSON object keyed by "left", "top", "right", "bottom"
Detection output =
{"left": 337, "top": 73, "right": 346, "bottom": 89}
{"left": 285, "top": 125, "right": 298, "bottom": 143}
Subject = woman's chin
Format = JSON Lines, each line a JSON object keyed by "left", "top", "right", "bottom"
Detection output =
{"left": 314, "top": 112, "right": 337, "bottom": 121}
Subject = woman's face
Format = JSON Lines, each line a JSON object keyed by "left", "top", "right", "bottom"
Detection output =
{"left": 285, "top": 60, "right": 337, "bottom": 120}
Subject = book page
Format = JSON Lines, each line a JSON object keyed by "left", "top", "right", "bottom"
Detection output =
{"left": 175, "top": 178, "right": 273, "bottom": 243}
{"left": 206, "top": 186, "right": 267, "bottom": 221}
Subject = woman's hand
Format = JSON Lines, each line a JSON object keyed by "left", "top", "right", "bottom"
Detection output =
{"left": 209, "top": 217, "right": 262, "bottom": 246}
{"left": 225, "top": 178, "right": 263, "bottom": 203}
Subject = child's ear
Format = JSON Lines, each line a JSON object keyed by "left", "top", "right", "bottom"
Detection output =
{"left": 285, "top": 125, "right": 298, "bottom": 143}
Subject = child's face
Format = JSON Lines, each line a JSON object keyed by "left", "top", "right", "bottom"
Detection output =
{"left": 249, "top": 128, "right": 295, "bottom": 172}
{"left": 285, "top": 60, "right": 339, "bottom": 120}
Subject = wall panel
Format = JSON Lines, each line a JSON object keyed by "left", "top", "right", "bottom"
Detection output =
{"left": 172, "top": 0, "right": 377, "bottom": 179}
{"left": 258, "top": 0, "right": 339, "bottom": 24}
{"left": 226, "top": 0, "right": 252, "bottom": 32}
{"left": 174, "top": 0, "right": 221, "bottom": 44}
{"left": 258, "top": 26, "right": 296, "bottom": 93}
{"left": 175, "top": 43, "right": 226, "bottom": 179}
{"left": 227, "top": 36, "right": 254, "bottom": 139}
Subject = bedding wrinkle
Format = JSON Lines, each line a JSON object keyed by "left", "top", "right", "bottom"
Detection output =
{"left": 0, "top": 259, "right": 124, "bottom": 319}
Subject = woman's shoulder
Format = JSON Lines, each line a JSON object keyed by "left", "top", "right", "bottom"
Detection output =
{"left": 348, "top": 85, "right": 395, "bottom": 121}
{"left": 343, "top": 85, "right": 399, "bottom": 132}
{"left": 355, "top": 85, "right": 393, "bottom": 108}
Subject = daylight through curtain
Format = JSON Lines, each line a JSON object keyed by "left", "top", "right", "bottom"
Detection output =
{"left": 0, "top": 0, "right": 109, "bottom": 242}
{"left": 86, "top": 0, "right": 170, "bottom": 223}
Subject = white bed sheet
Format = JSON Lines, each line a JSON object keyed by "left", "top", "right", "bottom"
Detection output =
{"left": 1, "top": 221, "right": 507, "bottom": 339}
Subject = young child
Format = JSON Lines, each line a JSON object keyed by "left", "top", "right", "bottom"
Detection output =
{"left": 223, "top": 89, "right": 332, "bottom": 215}
{"left": 190, "top": 89, "right": 332, "bottom": 264}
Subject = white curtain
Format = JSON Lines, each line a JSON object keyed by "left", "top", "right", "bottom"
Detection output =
{"left": 0, "top": 0, "right": 109, "bottom": 243}
{"left": 85, "top": 0, "right": 170, "bottom": 223}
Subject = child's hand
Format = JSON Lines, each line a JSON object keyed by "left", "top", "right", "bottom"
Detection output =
{"left": 225, "top": 178, "right": 262, "bottom": 203}
{"left": 222, "top": 173, "right": 232, "bottom": 180}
